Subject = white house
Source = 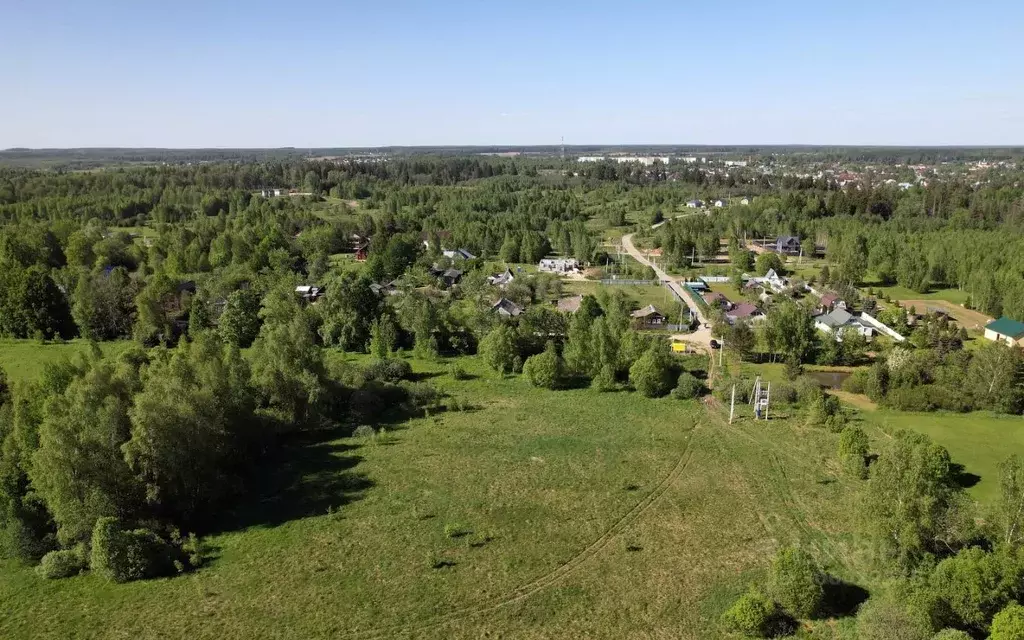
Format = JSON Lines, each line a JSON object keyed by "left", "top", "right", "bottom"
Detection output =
{"left": 538, "top": 258, "right": 579, "bottom": 273}
{"left": 686, "top": 199, "right": 704, "bottom": 208}
{"left": 713, "top": 199, "right": 729, "bottom": 208}
{"left": 984, "top": 317, "right": 1024, "bottom": 346}
{"left": 813, "top": 308, "right": 874, "bottom": 340}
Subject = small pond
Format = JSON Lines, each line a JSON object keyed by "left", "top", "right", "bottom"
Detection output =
{"left": 807, "top": 370, "right": 852, "bottom": 389}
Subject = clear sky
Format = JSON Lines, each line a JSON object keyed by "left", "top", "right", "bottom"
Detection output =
{"left": 2, "top": 0, "right": 1022, "bottom": 148}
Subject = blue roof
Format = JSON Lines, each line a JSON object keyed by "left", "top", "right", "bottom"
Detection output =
{"left": 986, "top": 317, "right": 1024, "bottom": 338}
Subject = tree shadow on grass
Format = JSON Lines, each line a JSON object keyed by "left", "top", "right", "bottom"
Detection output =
{"left": 765, "top": 611, "right": 799, "bottom": 637}
{"left": 950, "top": 463, "right": 981, "bottom": 490}
{"left": 818, "top": 578, "right": 870, "bottom": 619}
{"left": 215, "top": 426, "right": 373, "bottom": 533}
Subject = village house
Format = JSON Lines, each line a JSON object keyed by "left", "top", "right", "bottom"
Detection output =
{"left": 713, "top": 199, "right": 729, "bottom": 208}
{"left": 538, "top": 258, "right": 580, "bottom": 274}
{"left": 439, "top": 268, "right": 463, "bottom": 287}
{"left": 702, "top": 291, "right": 733, "bottom": 311}
{"left": 491, "top": 298, "right": 524, "bottom": 318}
{"left": 774, "top": 236, "right": 802, "bottom": 256}
{"left": 813, "top": 308, "right": 873, "bottom": 340}
{"left": 488, "top": 267, "right": 515, "bottom": 287}
{"left": 631, "top": 305, "right": 666, "bottom": 327}
{"left": 442, "top": 248, "right": 476, "bottom": 261}
{"left": 746, "top": 268, "right": 789, "bottom": 294}
{"left": 817, "top": 293, "right": 847, "bottom": 314}
{"left": 727, "top": 303, "right": 763, "bottom": 324}
{"left": 295, "top": 284, "right": 325, "bottom": 303}
{"left": 353, "top": 239, "right": 369, "bottom": 262}
{"left": 369, "top": 280, "right": 400, "bottom": 296}
{"left": 685, "top": 199, "right": 704, "bottom": 209}
{"left": 740, "top": 197, "right": 751, "bottom": 205}
{"left": 984, "top": 317, "right": 1024, "bottom": 346}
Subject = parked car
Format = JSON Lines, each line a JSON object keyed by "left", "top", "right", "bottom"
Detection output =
{"left": 709, "top": 339, "right": 721, "bottom": 349}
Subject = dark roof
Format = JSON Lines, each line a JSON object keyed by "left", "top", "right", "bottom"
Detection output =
{"left": 492, "top": 298, "right": 523, "bottom": 317}
{"left": 777, "top": 235, "right": 800, "bottom": 246}
{"left": 986, "top": 317, "right": 1024, "bottom": 338}
{"left": 729, "top": 303, "right": 760, "bottom": 319}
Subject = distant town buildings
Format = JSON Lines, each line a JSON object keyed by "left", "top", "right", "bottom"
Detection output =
{"left": 577, "top": 156, "right": 670, "bottom": 166}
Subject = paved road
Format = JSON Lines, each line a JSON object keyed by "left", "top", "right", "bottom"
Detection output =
{"left": 620, "top": 231, "right": 715, "bottom": 352}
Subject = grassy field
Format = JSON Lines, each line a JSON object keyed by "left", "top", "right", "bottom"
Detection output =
{"left": 0, "top": 339, "right": 132, "bottom": 384}
{"left": 564, "top": 281, "right": 683, "bottom": 318}
{"left": 863, "top": 281, "right": 970, "bottom": 306}
{"left": 0, "top": 352, "right": 870, "bottom": 639}
{"left": 860, "top": 410, "right": 1024, "bottom": 504}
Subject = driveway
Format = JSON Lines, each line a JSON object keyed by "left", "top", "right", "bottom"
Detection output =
{"left": 621, "top": 231, "right": 715, "bottom": 352}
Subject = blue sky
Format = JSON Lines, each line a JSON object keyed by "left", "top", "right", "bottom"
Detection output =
{"left": 2, "top": 0, "right": 1022, "bottom": 147}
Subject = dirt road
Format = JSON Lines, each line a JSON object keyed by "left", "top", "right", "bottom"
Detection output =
{"left": 621, "top": 231, "right": 715, "bottom": 352}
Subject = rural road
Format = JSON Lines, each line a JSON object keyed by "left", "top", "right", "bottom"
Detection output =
{"left": 621, "top": 230, "right": 715, "bottom": 352}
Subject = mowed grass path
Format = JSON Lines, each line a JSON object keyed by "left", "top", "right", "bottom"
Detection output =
{"left": 0, "top": 353, "right": 866, "bottom": 639}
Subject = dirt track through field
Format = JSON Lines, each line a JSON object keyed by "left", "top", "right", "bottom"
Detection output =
{"left": 343, "top": 434, "right": 697, "bottom": 639}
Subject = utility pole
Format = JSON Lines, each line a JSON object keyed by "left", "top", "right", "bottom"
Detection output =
{"left": 729, "top": 384, "right": 736, "bottom": 424}
{"left": 717, "top": 336, "right": 725, "bottom": 367}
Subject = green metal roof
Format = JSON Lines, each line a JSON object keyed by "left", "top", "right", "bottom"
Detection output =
{"left": 986, "top": 317, "right": 1024, "bottom": 338}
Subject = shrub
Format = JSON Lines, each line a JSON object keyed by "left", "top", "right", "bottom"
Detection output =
{"left": 721, "top": 588, "right": 777, "bottom": 637}
{"left": 843, "top": 368, "right": 870, "bottom": 395}
{"left": 90, "top": 517, "right": 176, "bottom": 583}
{"left": 400, "top": 381, "right": 442, "bottom": 411}
{"left": 448, "top": 362, "right": 469, "bottom": 380}
{"left": 480, "top": 325, "right": 519, "bottom": 375}
{"left": 838, "top": 426, "right": 869, "bottom": 458}
{"left": 793, "top": 375, "right": 823, "bottom": 404}
{"left": 838, "top": 426, "right": 870, "bottom": 478}
{"left": 931, "top": 630, "right": 972, "bottom": 640}
{"left": 672, "top": 372, "right": 703, "bottom": 400}
{"left": 784, "top": 357, "right": 804, "bottom": 380}
{"left": 592, "top": 364, "right": 617, "bottom": 392}
{"left": 990, "top": 602, "right": 1024, "bottom": 640}
{"left": 773, "top": 382, "right": 797, "bottom": 404}
{"left": 36, "top": 548, "right": 85, "bottom": 579}
{"left": 767, "top": 547, "right": 824, "bottom": 619}
{"left": 855, "top": 594, "right": 935, "bottom": 640}
{"left": 352, "top": 424, "right": 376, "bottom": 439}
{"left": 807, "top": 392, "right": 847, "bottom": 432}
{"left": 930, "top": 547, "right": 1015, "bottom": 632}
{"left": 363, "top": 358, "right": 412, "bottom": 383}
{"left": 629, "top": 349, "right": 674, "bottom": 398}
{"left": 523, "top": 343, "right": 565, "bottom": 390}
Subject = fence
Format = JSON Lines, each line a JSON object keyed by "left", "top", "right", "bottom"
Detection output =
{"left": 859, "top": 311, "right": 907, "bottom": 342}
{"left": 600, "top": 279, "right": 659, "bottom": 286}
